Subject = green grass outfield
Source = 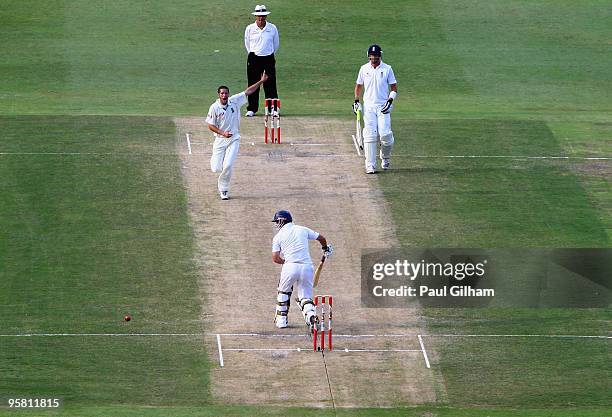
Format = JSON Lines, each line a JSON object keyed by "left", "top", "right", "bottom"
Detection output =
{"left": 2, "top": 405, "right": 610, "bottom": 417}
{"left": 1, "top": 0, "right": 610, "bottom": 416}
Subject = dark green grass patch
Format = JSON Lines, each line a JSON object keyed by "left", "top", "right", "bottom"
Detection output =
{"left": 0, "top": 0, "right": 239, "bottom": 116}
{"left": 0, "top": 336, "right": 209, "bottom": 407}
{"left": 431, "top": 0, "right": 612, "bottom": 116}
{"left": 381, "top": 118, "right": 610, "bottom": 247}
{"left": 1, "top": 0, "right": 472, "bottom": 116}
{"left": 0, "top": 116, "right": 210, "bottom": 404}
{"left": 549, "top": 121, "right": 612, "bottom": 241}
{"left": 551, "top": 122, "right": 612, "bottom": 158}
{"left": 425, "top": 308, "right": 611, "bottom": 337}
{"left": 380, "top": 118, "right": 610, "bottom": 407}
{"left": 421, "top": 308, "right": 611, "bottom": 408}
{"left": 2, "top": 1, "right": 609, "bottom": 117}
{"left": 430, "top": 336, "right": 610, "bottom": 408}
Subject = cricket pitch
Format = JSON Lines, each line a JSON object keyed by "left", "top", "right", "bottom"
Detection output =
{"left": 174, "top": 116, "right": 442, "bottom": 407}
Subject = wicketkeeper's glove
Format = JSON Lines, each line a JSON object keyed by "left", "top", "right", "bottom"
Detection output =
{"left": 352, "top": 100, "right": 361, "bottom": 115}
{"left": 322, "top": 244, "right": 334, "bottom": 258}
{"left": 381, "top": 99, "right": 394, "bottom": 114}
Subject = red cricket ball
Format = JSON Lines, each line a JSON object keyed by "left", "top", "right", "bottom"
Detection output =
{"left": 124, "top": 315, "right": 131, "bottom": 322}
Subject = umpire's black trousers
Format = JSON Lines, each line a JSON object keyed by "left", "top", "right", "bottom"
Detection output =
{"left": 246, "top": 52, "right": 278, "bottom": 114}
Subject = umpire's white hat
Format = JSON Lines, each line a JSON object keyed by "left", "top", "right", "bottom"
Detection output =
{"left": 252, "top": 5, "right": 271, "bottom": 16}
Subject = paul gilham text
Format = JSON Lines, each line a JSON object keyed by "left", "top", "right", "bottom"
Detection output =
{"left": 420, "top": 285, "right": 494, "bottom": 297}
{"left": 372, "top": 285, "right": 494, "bottom": 297}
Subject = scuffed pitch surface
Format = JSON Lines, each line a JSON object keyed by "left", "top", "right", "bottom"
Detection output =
{"left": 174, "top": 116, "right": 441, "bottom": 407}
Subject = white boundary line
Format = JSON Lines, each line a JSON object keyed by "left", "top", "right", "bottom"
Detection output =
{"left": 216, "top": 334, "right": 224, "bottom": 367}
{"left": 0, "top": 332, "right": 609, "bottom": 339}
{"left": 418, "top": 334, "right": 431, "bottom": 369}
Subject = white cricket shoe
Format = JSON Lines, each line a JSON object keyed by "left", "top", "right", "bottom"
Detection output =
{"left": 366, "top": 166, "right": 377, "bottom": 174}
{"left": 275, "top": 316, "right": 288, "bottom": 328}
{"left": 245, "top": 110, "right": 255, "bottom": 117}
{"left": 220, "top": 191, "right": 229, "bottom": 200}
{"left": 382, "top": 158, "right": 390, "bottom": 170}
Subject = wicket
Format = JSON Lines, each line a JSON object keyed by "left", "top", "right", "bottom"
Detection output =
{"left": 313, "top": 295, "right": 333, "bottom": 351}
{"left": 264, "top": 98, "right": 281, "bottom": 143}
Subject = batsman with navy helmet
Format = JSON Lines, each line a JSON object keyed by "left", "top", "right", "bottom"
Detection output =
{"left": 353, "top": 44, "right": 398, "bottom": 174}
{"left": 271, "top": 210, "right": 332, "bottom": 331}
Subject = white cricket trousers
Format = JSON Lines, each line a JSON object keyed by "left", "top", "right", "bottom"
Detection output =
{"left": 210, "top": 137, "right": 240, "bottom": 192}
{"left": 363, "top": 104, "right": 394, "bottom": 170}
{"left": 278, "top": 262, "right": 314, "bottom": 301}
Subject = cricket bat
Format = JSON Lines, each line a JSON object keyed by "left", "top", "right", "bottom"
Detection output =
{"left": 313, "top": 255, "right": 326, "bottom": 288}
{"left": 351, "top": 109, "right": 364, "bottom": 156}
{"left": 356, "top": 108, "right": 364, "bottom": 149}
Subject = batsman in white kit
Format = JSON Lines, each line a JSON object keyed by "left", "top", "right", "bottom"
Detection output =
{"left": 205, "top": 72, "right": 268, "bottom": 200}
{"left": 353, "top": 44, "right": 398, "bottom": 174}
{"left": 271, "top": 210, "right": 333, "bottom": 331}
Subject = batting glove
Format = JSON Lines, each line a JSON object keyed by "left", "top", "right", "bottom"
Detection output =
{"left": 322, "top": 244, "right": 334, "bottom": 258}
{"left": 352, "top": 100, "right": 361, "bottom": 115}
{"left": 381, "top": 99, "right": 393, "bottom": 114}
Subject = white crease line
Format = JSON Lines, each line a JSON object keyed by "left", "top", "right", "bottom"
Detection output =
{"left": 0, "top": 333, "right": 208, "bottom": 337}
{"left": 424, "top": 334, "right": 611, "bottom": 339}
{"left": 215, "top": 333, "right": 414, "bottom": 338}
{"left": 222, "top": 347, "right": 420, "bottom": 353}
{"left": 224, "top": 348, "right": 304, "bottom": 352}
{"left": 288, "top": 143, "right": 331, "bottom": 146}
{"left": 402, "top": 155, "right": 611, "bottom": 160}
{"left": 184, "top": 142, "right": 332, "bottom": 147}
{"left": 342, "top": 349, "right": 421, "bottom": 353}
{"left": 1, "top": 150, "right": 609, "bottom": 161}
{"left": 0, "top": 152, "right": 118, "bottom": 156}
{"left": 216, "top": 333, "right": 611, "bottom": 339}
{"left": 418, "top": 334, "right": 431, "bottom": 369}
{"left": 216, "top": 334, "right": 224, "bottom": 367}
{"left": 185, "top": 133, "right": 192, "bottom": 155}
{"left": 255, "top": 153, "right": 612, "bottom": 160}
{"left": 215, "top": 333, "right": 306, "bottom": 337}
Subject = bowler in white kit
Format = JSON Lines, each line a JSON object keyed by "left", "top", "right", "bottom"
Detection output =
{"left": 271, "top": 210, "right": 332, "bottom": 330}
{"left": 205, "top": 71, "right": 268, "bottom": 200}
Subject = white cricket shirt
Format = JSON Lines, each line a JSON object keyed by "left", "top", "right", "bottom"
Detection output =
{"left": 205, "top": 92, "right": 248, "bottom": 140}
{"left": 272, "top": 223, "right": 319, "bottom": 264}
{"left": 356, "top": 61, "right": 397, "bottom": 106}
{"left": 244, "top": 22, "right": 279, "bottom": 56}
